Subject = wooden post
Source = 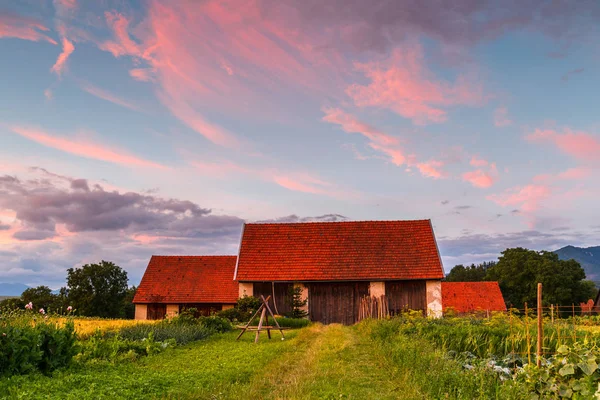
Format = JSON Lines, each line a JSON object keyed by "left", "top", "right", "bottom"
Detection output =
{"left": 551, "top": 304, "right": 554, "bottom": 324}
{"left": 537, "top": 283, "right": 542, "bottom": 368}
{"left": 525, "top": 302, "right": 531, "bottom": 365}
{"left": 255, "top": 306, "right": 267, "bottom": 343}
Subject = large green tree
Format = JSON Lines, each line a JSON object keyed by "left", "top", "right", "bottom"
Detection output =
{"left": 486, "top": 248, "right": 597, "bottom": 310}
{"left": 66, "top": 261, "right": 129, "bottom": 318}
{"left": 445, "top": 261, "right": 495, "bottom": 282}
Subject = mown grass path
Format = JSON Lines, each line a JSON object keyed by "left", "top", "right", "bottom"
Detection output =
{"left": 0, "top": 323, "right": 523, "bottom": 399}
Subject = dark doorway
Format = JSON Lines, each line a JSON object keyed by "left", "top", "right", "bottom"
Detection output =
{"left": 253, "top": 282, "right": 293, "bottom": 316}
{"left": 147, "top": 303, "right": 167, "bottom": 320}
{"left": 386, "top": 280, "right": 427, "bottom": 315}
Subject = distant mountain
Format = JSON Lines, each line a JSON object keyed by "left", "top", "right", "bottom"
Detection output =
{"left": 555, "top": 245, "right": 600, "bottom": 284}
{"left": 0, "top": 283, "right": 30, "bottom": 297}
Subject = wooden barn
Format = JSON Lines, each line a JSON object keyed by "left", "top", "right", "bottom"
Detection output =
{"left": 441, "top": 281, "right": 506, "bottom": 314}
{"left": 234, "top": 220, "right": 445, "bottom": 324}
{"left": 133, "top": 255, "right": 238, "bottom": 320}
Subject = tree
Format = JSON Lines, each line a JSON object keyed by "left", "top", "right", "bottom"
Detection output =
{"left": 21, "top": 286, "right": 57, "bottom": 312}
{"left": 66, "top": 261, "right": 129, "bottom": 318}
{"left": 122, "top": 286, "right": 137, "bottom": 319}
{"left": 285, "top": 286, "right": 308, "bottom": 319}
{"left": 486, "top": 248, "right": 596, "bottom": 310}
{"left": 445, "top": 262, "right": 495, "bottom": 282}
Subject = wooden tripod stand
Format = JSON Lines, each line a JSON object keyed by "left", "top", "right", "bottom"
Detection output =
{"left": 236, "top": 295, "right": 288, "bottom": 343}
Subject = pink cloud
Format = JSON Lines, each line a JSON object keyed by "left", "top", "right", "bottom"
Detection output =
{"left": 129, "top": 68, "right": 154, "bottom": 82}
{"left": 272, "top": 175, "right": 330, "bottom": 195}
{"left": 470, "top": 156, "right": 489, "bottom": 167}
{"left": 527, "top": 128, "right": 600, "bottom": 163}
{"left": 487, "top": 184, "right": 552, "bottom": 213}
{"left": 10, "top": 126, "right": 167, "bottom": 169}
{"left": 0, "top": 14, "right": 57, "bottom": 45}
{"left": 493, "top": 106, "right": 511, "bottom": 127}
{"left": 463, "top": 161, "right": 498, "bottom": 188}
{"left": 416, "top": 161, "right": 446, "bottom": 179}
{"left": 44, "top": 89, "right": 53, "bottom": 100}
{"left": 346, "top": 43, "right": 484, "bottom": 125}
{"left": 54, "top": 0, "right": 77, "bottom": 11}
{"left": 322, "top": 107, "right": 407, "bottom": 165}
{"left": 322, "top": 107, "right": 449, "bottom": 179}
{"left": 463, "top": 169, "right": 496, "bottom": 188}
{"left": 80, "top": 82, "right": 143, "bottom": 112}
{"left": 50, "top": 36, "right": 75, "bottom": 76}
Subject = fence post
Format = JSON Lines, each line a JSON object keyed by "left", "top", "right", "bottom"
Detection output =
{"left": 525, "top": 302, "right": 531, "bottom": 365}
{"left": 551, "top": 304, "right": 554, "bottom": 324}
{"left": 537, "top": 283, "right": 542, "bottom": 368}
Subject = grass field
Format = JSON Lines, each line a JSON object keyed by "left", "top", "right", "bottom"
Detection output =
{"left": 3, "top": 314, "right": 600, "bottom": 399}
{"left": 0, "top": 322, "right": 530, "bottom": 400}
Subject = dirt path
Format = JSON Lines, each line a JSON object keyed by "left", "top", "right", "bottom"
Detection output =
{"left": 240, "top": 323, "right": 413, "bottom": 400}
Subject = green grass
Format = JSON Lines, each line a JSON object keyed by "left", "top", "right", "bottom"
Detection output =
{"left": 0, "top": 321, "right": 533, "bottom": 399}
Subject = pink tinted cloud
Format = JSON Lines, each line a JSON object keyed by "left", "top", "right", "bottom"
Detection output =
{"left": 189, "top": 158, "right": 346, "bottom": 197}
{"left": 463, "top": 169, "right": 497, "bottom": 188}
{"left": 322, "top": 107, "right": 448, "bottom": 179}
{"left": 80, "top": 82, "right": 143, "bottom": 112}
{"left": 416, "top": 161, "right": 446, "bottom": 179}
{"left": 50, "top": 36, "right": 75, "bottom": 76}
{"left": 488, "top": 184, "right": 552, "bottom": 213}
{"left": 493, "top": 106, "right": 511, "bottom": 127}
{"left": 347, "top": 43, "right": 484, "bottom": 125}
{"left": 129, "top": 68, "right": 154, "bottom": 82}
{"left": 527, "top": 128, "right": 600, "bottom": 163}
{"left": 10, "top": 126, "right": 167, "bottom": 169}
{"left": 322, "top": 107, "right": 407, "bottom": 165}
{"left": 0, "top": 14, "right": 57, "bottom": 45}
{"left": 54, "top": 0, "right": 77, "bottom": 11}
{"left": 463, "top": 160, "right": 498, "bottom": 188}
{"left": 470, "top": 156, "right": 489, "bottom": 167}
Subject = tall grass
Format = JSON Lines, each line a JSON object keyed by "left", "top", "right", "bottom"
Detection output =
{"left": 377, "top": 313, "right": 600, "bottom": 358}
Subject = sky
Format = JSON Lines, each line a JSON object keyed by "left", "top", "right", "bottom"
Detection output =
{"left": 1, "top": 0, "right": 600, "bottom": 289}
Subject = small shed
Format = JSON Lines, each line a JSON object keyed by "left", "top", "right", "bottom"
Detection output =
{"left": 441, "top": 281, "right": 506, "bottom": 314}
{"left": 235, "top": 219, "right": 445, "bottom": 324}
{"left": 133, "top": 255, "right": 238, "bottom": 320}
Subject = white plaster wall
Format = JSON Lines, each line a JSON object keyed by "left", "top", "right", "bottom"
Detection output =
{"left": 426, "top": 280, "right": 443, "bottom": 318}
{"left": 134, "top": 304, "right": 147, "bottom": 320}
{"left": 238, "top": 282, "right": 253, "bottom": 298}
{"left": 369, "top": 281, "right": 385, "bottom": 297}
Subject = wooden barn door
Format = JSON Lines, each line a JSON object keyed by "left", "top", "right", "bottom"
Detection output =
{"left": 253, "top": 282, "right": 293, "bottom": 316}
{"left": 307, "top": 282, "right": 369, "bottom": 325}
{"left": 386, "top": 280, "right": 426, "bottom": 315}
{"left": 147, "top": 303, "right": 167, "bottom": 320}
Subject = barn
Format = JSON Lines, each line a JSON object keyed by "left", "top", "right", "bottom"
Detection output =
{"left": 441, "top": 281, "right": 506, "bottom": 314}
{"left": 234, "top": 220, "right": 445, "bottom": 324}
{"left": 133, "top": 255, "right": 238, "bottom": 320}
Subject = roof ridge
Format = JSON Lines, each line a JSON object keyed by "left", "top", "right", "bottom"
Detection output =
{"left": 150, "top": 254, "right": 237, "bottom": 257}
{"left": 246, "top": 219, "right": 431, "bottom": 225}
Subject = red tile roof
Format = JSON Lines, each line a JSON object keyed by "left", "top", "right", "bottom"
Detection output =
{"left": 442, "top": 282, "right": 507, "bottom": 313}
{"left": 235, "top": 220, "right": 444, "bottom": 282}
{"left": 133, "top": 256, "right": 238, "bottom": 304}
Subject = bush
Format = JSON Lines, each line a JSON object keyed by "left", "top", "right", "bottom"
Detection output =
{"left": 217, "top": 307, "right": 249, "bottom": 323}
{"left": 197, "top": 316, "right": 232, "bottom": 333}
{"left": 0, "top": 310, "right": 77, "bottom": 377}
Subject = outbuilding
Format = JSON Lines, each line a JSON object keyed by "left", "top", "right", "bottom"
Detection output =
{"left": 441, "top": 281, "right": 507, "bottom": 314}
{"left": 133, "top": 255, "right": 238, "bottom": 320}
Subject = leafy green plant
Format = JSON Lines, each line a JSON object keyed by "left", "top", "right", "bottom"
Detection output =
{"left": 266, "top": 316, "right": 310, "bottom": 329}
{"left": 197, "top": 316, "right": 232, "bottom": 333}
{"left": 518, "top": 342, "right": 600, "bottom": 398}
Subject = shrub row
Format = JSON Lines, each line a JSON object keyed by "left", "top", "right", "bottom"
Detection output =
{"left": 0, "top": 319, "right": 77, "bottom": 376}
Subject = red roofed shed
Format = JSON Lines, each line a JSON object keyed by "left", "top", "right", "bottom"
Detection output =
{"left": 133, "top": 255, "right": 238, "bottom": 320}
{"left": 441, "top": 281, "right": 507, "bottom": 314}
{"left": 235, "top": 220, "right": 445, "bottom": 324}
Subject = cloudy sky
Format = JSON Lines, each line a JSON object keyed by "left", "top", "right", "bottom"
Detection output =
{"left": 1, "top": 0, "right": 600, "bottom": 289}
